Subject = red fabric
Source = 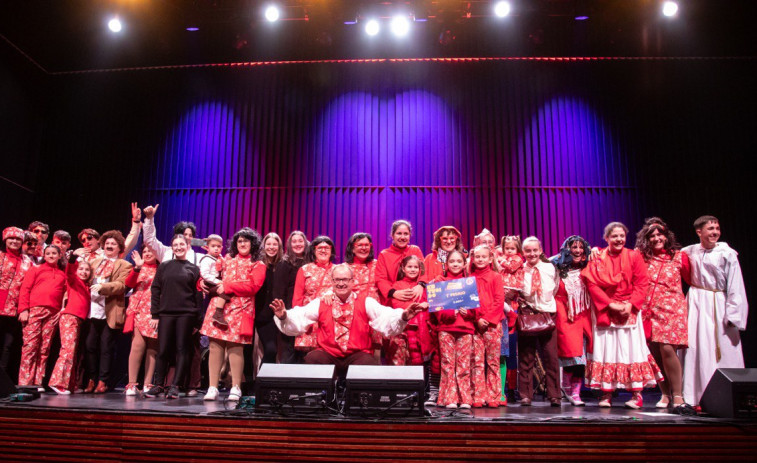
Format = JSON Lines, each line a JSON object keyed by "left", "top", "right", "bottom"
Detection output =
{"left": 555, "top": 279, "right": 593, "bottom": 358}
{"left": 62, "top": 262, "right": 91, "bottom": 319}
{"left": 423, "top": 251, "right": 445, "bottom": 283}
{"left": 349, "top": 260, "right": 379, "bottom": 299}
{"left": 471, "top": 266, "right": 505, "bottom": 325}
{"left": 18, "top": 263, "right": 67, "bottom": 314}
{"left": 390, "top": 277, "right": 432, "bottom": 361}
{"left": 582, "top": 248, "right": 649, "bottom": 328}
{"left": 432, "top": 272, "right": 476, "bottom": 335}
{"left": 18, "top": 306, "right": 60, "bottom": 386}
{"left": 0, "top": 250, "right": 34, "bottom": 317}
{"left": 375, "top": 244, "right": 423, "bottom": 304}
{"left": 438, "top": 331, "right": 473, "bottom": 406}
{"left": 315, "top": 293, "right": 373, "bottom": 358}
{"left": 498, "top": 254, "right": 525, "bottom": 290}
{"left": 641, "top": 250, "right": 689, "bottom": 346}
{"left": 224, "top": 255, "right": 266, "bottom": 297}
{"left": 293, "top": 261, "right": 333, "bottom": 306}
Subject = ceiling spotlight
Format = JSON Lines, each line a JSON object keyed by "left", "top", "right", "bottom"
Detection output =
{"left": 365, "top": 19, "right": 380, "bottom": 36}
{"left": 108, "top": 16, "right": 122, "bottom": 33}
{"left": 264, "top": 5, "right": 280, "bottom": 23}
{"left": 186, "top": 27, "right": 199, "bottom": 32}
{"left": 494, "top": 1, "right": 511, "bottom": 18}
{"left": 662, "top": 1, "right": 678, "bottom": 17}
{"left": 390, "top": 16, "right": 410, "bottom": 37}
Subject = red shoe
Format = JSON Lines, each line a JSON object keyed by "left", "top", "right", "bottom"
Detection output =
{"left": 624, "top": 394, "right": 643, "bottom": 410}
{"left": 472, "top": 402, "right": 484, "bottom": 408}
{"left": 487, "top": 402, "right": 500, "bottom": 408}
{"left": 83, "top": 379, "right": 96, "bottom": 393}
{"left": 94, "top": 381, "right": 108, "bottom": 394}
{"left": 499, "top": 397, "right": 508, "bottom": 407}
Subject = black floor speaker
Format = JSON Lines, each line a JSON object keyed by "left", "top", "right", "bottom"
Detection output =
{"left": 254, "top": 363, "right": 336, "bottom": 414}
{"left": 0, "top": 366, "right": 16, "bottom": 398}
{"left": 700, "top": 368, "right": 757, "bottom": 419}
{"left": 345, "top": 365, "right": 425, "bottom": 417}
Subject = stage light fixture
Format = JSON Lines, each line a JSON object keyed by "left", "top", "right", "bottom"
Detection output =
{"left": 662, "top": 1, "right": 678, "bottom": 17}
{"left": 390, "top": 16, "right": 410, "bottom": 37}
{"left": 494, "top": 1, "right": 511, "bottom": 18}
{"left": 186, "top": 27, "right": 200, "bottom": 32}
{"left": 365, "top": 19, "right": 380, "bottom": 36}
{"left": 108, "top": 16, "right": 122, "bottom": 33}
{"left": 265, "top": 5, "right": 281, "bottom": 22}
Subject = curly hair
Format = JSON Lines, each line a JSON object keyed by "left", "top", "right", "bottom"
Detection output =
{"left": 397, "top": 255, "right": 425, "bottom": 281}
{"left": 99, "top": 230, "right": 126, "bottom": 253}
{"left": 173, "top": 221, "right": 197, "bottom": 238}
{"left": 431, "top": 226, "right": 464, "bottom": 252}
{"left": 344, "top": 232, "right": 374, "bottom": 264}
{"left": 228, "top": 228, "right": 263, "bottom": 258}
{"left": 306, "top": 236, "right": 336, "bottom": 264}
{"left": 636, "top": 217, "right": 680, "bottom": 261}
{"left": 552, "top": 235, "right": 592, "bottom": 278}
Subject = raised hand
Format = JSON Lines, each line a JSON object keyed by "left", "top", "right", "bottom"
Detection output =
{"left": 270, "top": 299, "right": 287, "bottom": 320}
{"left": 131, "top": 202, "right": 141, "bottom": 222}
{"left": 143, "top": 204, "right": 159, "bottom": 220}
{"left": 131, "top": 250, "right": 143, "bottom": 268}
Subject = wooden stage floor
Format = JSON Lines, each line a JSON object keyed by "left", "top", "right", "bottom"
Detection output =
{"left": 2, "top": 390, "right": 756, "bottom": 462}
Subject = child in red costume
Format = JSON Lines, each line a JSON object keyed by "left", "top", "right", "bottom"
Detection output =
{"left": 386, "top": 255, "right": 431, "bottom": 365}
{"left": 49, "top": 257, "right": 92, "bottom": 394}
{"left": 18, "top": 245, "right": 67, "bottom": 388}
{"left": 469, "top": 245, "right": 506, "bottom": 407}
{"left": 497, "top": 235, "right": 524, "bottom": 404}
{"left": 432, "top": 250, "right": 476, "bottom": 409}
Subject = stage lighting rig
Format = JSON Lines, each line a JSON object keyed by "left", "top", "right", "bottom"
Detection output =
{"left": 108, "top": 16, "right": 123, "bottom": 33}
{"left": 662, "top": 1, "right": 679, "bottom": 17}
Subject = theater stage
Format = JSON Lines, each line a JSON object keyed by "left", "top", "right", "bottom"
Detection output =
{"left": 1, "top": 390, "right": 755, "bottom": 462}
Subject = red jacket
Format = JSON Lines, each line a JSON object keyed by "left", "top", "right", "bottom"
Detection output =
{"left": 316, "top": 293, "right": 373, "bottom": 358}
{"left": 18, "top": 263, "right": 67, "bottom": 313}
{"left": 390, "top": 277, "right": 428, "bottom": 326}
{"left": 471, "top": 266, "right": 505, "bottom": 325}
{"left": 432, "top": 272, "right": 476, "bottom": 334}
{"left": 375, "top": 244, "right": 424, "bottom": 304}
{"left": 423, "top": 252, "right": 444, "bottom": 283}
{"left": 63, "top": 262, "right": 91, "bottom": 319}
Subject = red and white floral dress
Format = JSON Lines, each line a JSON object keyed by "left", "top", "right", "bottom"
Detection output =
{"left": 200, "top": 255, "right": 266, "bottom": 344}
{"left": 292, "top": 262, "right": 333, "bottom": 349}
{"left": 125, "top": 263, "right": 158, "bottom": 339}
{"left": 642, "top": 251, "right": 690, "bottom": 347}
{"left": 349, "top": 260, "right": 379, "bottom": 300}
{"left": 0, "top": 250, "right": 34, "bottom": 317}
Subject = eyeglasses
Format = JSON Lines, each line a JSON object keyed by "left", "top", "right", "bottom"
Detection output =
{"left": 33, "top": 229, "right": 48, "bottom": 235}
{"left": 80, "top": 234, "right": 96, "bottom": 244}
{"left": 353, "top": 244, "right": 371, "bottom": 249}
{"left": 315, "top": 245, "right": 331, "bottom": 251}
{"left": 24, "top": 241, "right": 38, "bottom": 247}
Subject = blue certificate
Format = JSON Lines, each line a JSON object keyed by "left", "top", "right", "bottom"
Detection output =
{"left": 426, "top": 277, "right": 480, "bottom": 312}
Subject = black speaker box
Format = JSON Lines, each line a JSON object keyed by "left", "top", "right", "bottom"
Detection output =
{"left": 700, "top": 368, "right": 757, "bottom": 419}
{"left": 254, "top": 363, "right": 335, "bottom": 413}
{"left": 345, "top": 365, "right": 425, "bottom": 417}
{"left": 0, "top": 366, "right": 16, "bottom": 398}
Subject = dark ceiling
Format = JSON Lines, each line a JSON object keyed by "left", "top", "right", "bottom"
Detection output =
{"left": 1, "top": 0, "right": 756, "bottom": 73}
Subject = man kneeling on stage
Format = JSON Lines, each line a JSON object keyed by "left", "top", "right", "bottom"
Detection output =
{"left": 271, "top": 264, "right": 427, "bottom": 376}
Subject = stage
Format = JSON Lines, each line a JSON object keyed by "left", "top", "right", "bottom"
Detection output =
{"left": 2, "top": 390, "right": 755, "bottom": 462}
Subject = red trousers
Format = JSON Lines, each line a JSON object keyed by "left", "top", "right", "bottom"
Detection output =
{"left": 438, "top": 331, "right": 473, "bottom": 406}
{"left": 472, "top": 323, "right": 502, "bottom": 406}
{"left": 49, "top": 313, "right": 83, "bottom": 391}
{"left": 384, "top": 327, "right": 425, "bottom": 366}
{"left": 19, "top": 307, "right": 60, "bottom": 386}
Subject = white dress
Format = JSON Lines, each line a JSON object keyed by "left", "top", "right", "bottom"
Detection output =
{"left": 680, "top": 242, "right": 748, "bottom": 405}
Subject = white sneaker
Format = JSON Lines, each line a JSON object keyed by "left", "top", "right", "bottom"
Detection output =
{"left": 37, "top": 387, "right": 46, "bottom": 393}
{"left": 187, "top": 389, "right": 199, "bottom": 397}
{"left": 204, "top": 386, "right": 219, "bottom": 401}
{"left": 50, "top": 385, "right": 71, "bottom": 395}
{"left": 228, "top": 385, "right": 242, "bottom": 402}
{"left": 424, "top": 391, "right": 438, "bottom": 407}
{"left": 124, "top": 384, "right": 138, "bottom": 397}
{"left": 445, "top": 403, "right": 458, "bottom": 409}
{"left": 459, "top": 404, "right": 471, "bottom": 409}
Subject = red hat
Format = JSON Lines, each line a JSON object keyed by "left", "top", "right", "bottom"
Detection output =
{"left": 3, "top": 227, "right": 24, "bottom": 241}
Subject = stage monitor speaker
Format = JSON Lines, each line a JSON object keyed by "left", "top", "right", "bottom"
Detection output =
{"left": 344, "top": 365, "right": 425, "bottom": 417}
{"left": 0, "top": 366, "right": 16, "bottom": 398}
{"left": 700, "top": 368, "right": 757, "bottom": 419}
{"left": 254, "top": 363, "right": 335, "bottom": 414}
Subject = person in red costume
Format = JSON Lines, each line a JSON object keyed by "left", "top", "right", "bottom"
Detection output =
{"left": 48, "top": 257, "right": 92, "bottom": 395}
{"left": 636, "top": 217, "right": 691, "bottom": 409}
{"left": 17, "top": 245, "right": 67, "bottom": 389}
{"left": 386, "top": 256, "right": 431, "bottom": 366}
{"left": 375, "top": 220, "right": 424, "bottom": 305}
{"left": 272, "top": 264, "right": 427, "bottom": 377}
{"left": 469, "top": 244, "right": 506, "bottom": 407}
{"left": 432, "top": 250, "right": 476, "bottom": 409}
{"left": 292, "top": 236, "right": 336, "bottom": 354}
{"left": 345, "top": 233, "right": 379, "bottom": 299}
{"left": 0, "top": 227, "right": 35, "bottom": 382}
{"left": 583, "top": 222, "right": 661, "bottom": 409}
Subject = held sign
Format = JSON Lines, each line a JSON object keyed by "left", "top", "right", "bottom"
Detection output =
{"left": 426, "top": 277, "right": 480, "bottom": 312}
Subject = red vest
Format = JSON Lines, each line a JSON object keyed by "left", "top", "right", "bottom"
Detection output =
{"left": 316, "top": 293, "right": 372, "bottom": 358}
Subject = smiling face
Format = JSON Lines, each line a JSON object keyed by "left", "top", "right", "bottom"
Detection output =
{"left": 4, "top": 237, "right": 22, "bottom": 253}
{"left": 264, "top": 237, "right": 280, "bottom": 258}
{"left": 331, "top": 265, "right": 355, "bottom": 301}
{"left": 696, "top": 220, "right": 721, "bottom": 249}
{"left": 352, "top": 238, "right": 372, "bottom": 262}
{"left": 80, "top": 233, "right": 99, "bottom": 251}
{"left": 523, "top": 241, "right": 542, "bottom": 266}
{"left": 32, "top": 226, "right": 49, "bottom": 244}
{"left": 472, "top": 247, "right": 493, "bottom": 270}
{"left": 648, "top": 228, "right": 668, "bottom": 253}
{"left": 569, "top": 241, "right": 586, "bottom": 263}
{"left": 439, "top": 231, "right": 458, "bottom": 252}
{"left": 236, "top": 237, "right": 251, "bottom": 256}
{"left": 43, "top": 246, "right": 60, "bottom": 265}
{"left": 604, "top": 227, "right": 626, "bottom": 253}
{"left": 446, "top": 252, "right": 465, "bottom": 276}
{"left": 182, "top": 228, "right": 195, "bottom": 241}
{"left": 142, "top": 246, "right": 157, "bottom": 265}
{"left": 102, "top": 238, "right": 120, "bottom": 258}
{"left": 314, "top": 242, "right": 332, "bottom": 264}
{"left": 171, "top": 236, "right": 188, "bottom": 259}
{"left": 479, "top": 234, "right": 495, "bottom": 249}
{"left": 77, "top": 262, "right": 92, "bottom": 281}
{"left": 392, "top": 225, "right": 411, "bottom": 249}
{"left": 290, "top": 234, "right": 306, "bottom": 256}
{"left": 403, "top": 259, "right": 421, "bottom": 279}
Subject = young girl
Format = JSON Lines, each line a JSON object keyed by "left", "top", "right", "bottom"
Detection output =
{"left": 49, "top": 256, "right": 92, "bottom": 394}
{"left": 386, "top": 256, "right": 431, "bottom": 366}
{"left": 375, "top": 220, "right": 424, "bottom": 305}
{"left": 123, "top": 246, "right": 160, "bottom": 396}
{"left": 469, "top": 245, "right": 505, "bottom": 407}
{"left": 497, "top": 235, "right": 525, "bottom": 405}
{"left": 17, "top": 245, "right": 67, "bottom": 389}
{"left": 433, "top": 250, "right": 476, "bottom": 409}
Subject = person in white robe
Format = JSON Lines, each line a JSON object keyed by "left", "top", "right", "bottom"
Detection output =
{"left": 680, "top": 216, "right": 748, "bottom": 406}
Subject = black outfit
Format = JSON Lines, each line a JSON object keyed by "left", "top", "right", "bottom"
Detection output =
{"left": 273, "top": 259, "right": 302, "bottom": 364}
{"left": 150, "top": 259, "right": 202, "bottom": 388}
{"left": 83, "top": 319, "right": 116, "bottom": 384}
{"left": 0, "top": 316, "right": 22, "bottom": 382}
{"left": 247, "top": 263, "right": 277, "bottom": 380}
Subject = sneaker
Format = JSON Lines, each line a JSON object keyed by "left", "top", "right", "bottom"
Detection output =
{"left": 656, "top": 395, "right": 670, "bottom": 409}
{"left": 625, "top": 394, "right": 643, "bottom": 410}
{"left": 124, "top": 384, "right": 139, "bottom": 397}
{"left": 144, "top": 385, "right": 165, "bottom": 398}
{"left": 424, "top": 391, "right": 438, "bottom": 407}
{"left": 459, "top": 403, "right": 472, "bottom": 409}
{"left": 204, "top": 386, "right": 219, "bottom": 401}
{"left": 445, "top": 403, "right": 458, "bottom": 409}
{"left": 187, "top": 389, "right": 199, "bottom": 397}
{"left": 143, "top": 384, "right": 153, "bottom": 395}
{"left": 50, "top": 385, "right": 70, "bottom": 395}
{"left": 567, "top": 393, "right": 585, "bottom": 407}
{"left": 37, "top": 386, "right": 46, "bottom": 393}
{"left": 598, "top": 392, "right": 613, "bottom": 408}
{"left": 166, "top": 386, "right": 180, "bottom": 399}
{"left": 228, "top": 385, "right": 242, "bottom": 402}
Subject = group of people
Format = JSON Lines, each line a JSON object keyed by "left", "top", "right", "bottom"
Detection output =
{"left": 0, "top": 204, "right": 748, "bottom": 411}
